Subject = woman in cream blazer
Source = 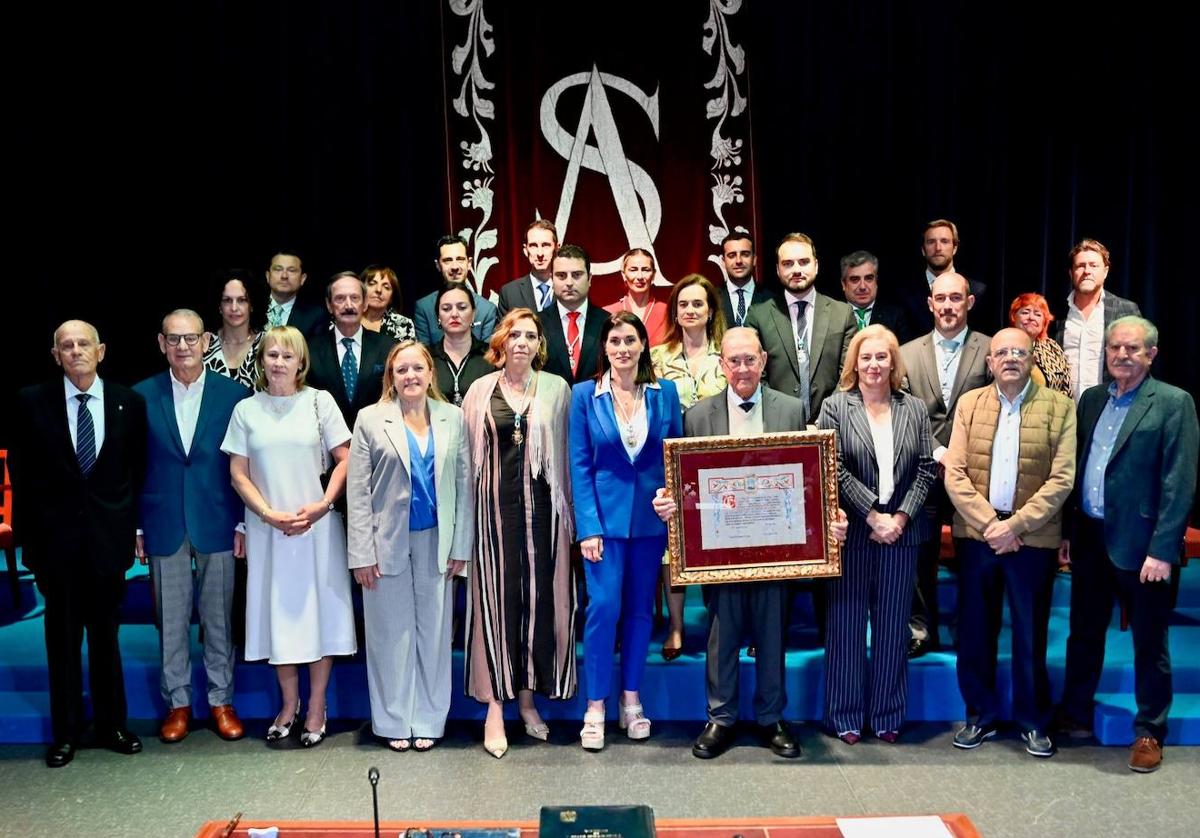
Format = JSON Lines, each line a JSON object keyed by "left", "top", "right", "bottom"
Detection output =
{"left": 347, "top": 341, "right": 473, "bottom": 752}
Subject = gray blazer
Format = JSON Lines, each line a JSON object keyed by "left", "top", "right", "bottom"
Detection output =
{"left": 685, "top": 386, "right": 806, "bottom": 436}
{"left": 1053, "top": 290, "right": 1141, "bottom": 386}
{"left": 900, "top": 329, "right": 991, "bottom": 448}
{"left": 346, "top": 398, "right": 474, "bottom": 575}
{"left": 817, "top": 389, "right": 936, "bottom": 548}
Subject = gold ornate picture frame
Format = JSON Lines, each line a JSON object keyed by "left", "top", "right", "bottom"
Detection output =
{"left": 664, "top": 430, "right": 841, "bottom": 585}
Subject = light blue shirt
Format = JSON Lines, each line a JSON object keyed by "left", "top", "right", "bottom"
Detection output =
{"left": 1082, "top": 380, "right": 1143, "bottom": 520}
{"left": 933, "top": 327, "right": 967, "bottom": 406}
{"left": 988, "top": 380, "right": 1031, "bottom": 514}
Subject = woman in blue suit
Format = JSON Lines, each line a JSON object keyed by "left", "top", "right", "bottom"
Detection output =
{"left": 817, "top": 324, "right": 936, "bottom": 744}
{"left": 570, "top": 311, "right": 682, "bottom": 751}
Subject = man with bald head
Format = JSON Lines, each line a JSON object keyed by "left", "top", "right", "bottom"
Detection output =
{"left": 11, "top": 320, "right": 148, "bottom": 766}
{"left": 899, "top": 271, "right": 992, "bottom": 657}
{"left": 943, "top": 327, "right": 1076, "bottom": 758}
{"left": 653, "top": 327, "right": 848, "bottom": 760}
{"left": 133, "top": 311, "right": 251, "bottom": 743}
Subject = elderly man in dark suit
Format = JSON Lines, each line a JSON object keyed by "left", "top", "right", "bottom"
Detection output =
{"left": 540, "top": 243, "right": 606, "bottom": 386}
{"left": 11, "top": 320, "right": 148, "bottom": 767}
{"left": 652, "top": 327, "right": 847, "bottom": 760}
{"left": 306, "top": 272, "right": 396, "bottom": 433}
{"left": 496, "top": 219, "right": 558, "bottom": 316}
{"left": 743, "top": 233, "right": 855, "bottom": 421}
{"left": 1057, "top": 316, "right": 1199, "bottom": 773}
{"left": 264, "top": 250, "right": 327, "bottom": 337}
{"left": 1053, "top": 239, "right": 1141, "bottom": 402}
{"left": 839, "top": 250, "right": 915, "bottom": 344}
{"left": 899, "top": 271, "right": 992, "bottom": 657}
{"left": 133, "top": 309, "right": 251, "bottom": 743}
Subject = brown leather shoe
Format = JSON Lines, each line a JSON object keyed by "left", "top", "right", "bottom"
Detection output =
{"left": 1129, "top": 736, "right": 1163, "bottom": 772}
{"left": 160, "top": 707, "right": 191, "bottom": 742}
{"left": 211, "top": 705, "right": 245, "bottom": 741}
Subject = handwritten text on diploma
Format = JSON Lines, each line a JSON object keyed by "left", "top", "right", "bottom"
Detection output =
{"left": 695, "top": 463, "right": 807, "bottom": 550}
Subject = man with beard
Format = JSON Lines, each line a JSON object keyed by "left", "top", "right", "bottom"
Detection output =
{"left": 718, "top": 232, "right": 771, "bottom": 328}
{"left": 903, "top": 220, "right": 989, "bottom": 334}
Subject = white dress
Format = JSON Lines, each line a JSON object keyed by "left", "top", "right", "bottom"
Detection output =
{"left": 221, "top": 388, "right": 357, "bottom": 664}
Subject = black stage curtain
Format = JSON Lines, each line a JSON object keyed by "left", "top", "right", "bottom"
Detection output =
{"left": 5, "top": 1, "right": 1196, "bottom": 451}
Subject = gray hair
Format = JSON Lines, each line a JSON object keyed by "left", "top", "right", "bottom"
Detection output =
{"left": 326, "top": 270, "right": 366, "bottom": 301}
{"left": 840, "top": 250, "right": 879, "bottom": 280}
{"left": 1106, "top": 315, "right": 1158, "bottom": 350}
{"left": 161, "top": 308, "right": 204, "bottom": 334}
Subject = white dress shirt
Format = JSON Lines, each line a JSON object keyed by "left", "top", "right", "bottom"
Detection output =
{"left": 726, "top": 385, "right": 764, "bottom": 436}
{"left": 170, "top": 369, "right": 206, "bottom": 454}
{"left": 867, "top": 410, "right": 895, "bottom": 505}
{"left": 529, "top": 274, "right": 552, "bottom": 309}
{"left": 784, "top": 286, "right": 817, "bottom": 349}
{"left": 334, "top": 325, "right": 364, "bottom": 370}
{"left": 725, "top": 278, "right": 757, "bottom": 323}
{"left": 594, "top": 372, "right": 657, "bottom": 459}
{"left": 1062, "top": 289, "right": 1106, "bottom": 402}
{"left": 64, "top": 376, "right": 105, "bottom": 453}
{"left": 555, "top": 300, "right": 590, "bottom": 358}
{"left": 988, "top": 380, "right": 1031, "bottom": 514}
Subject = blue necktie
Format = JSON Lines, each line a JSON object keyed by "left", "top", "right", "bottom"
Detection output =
{"left": 341, "top": 337, "right": 358, "bottom": 400}
{"left": 75, "top": 394, "right": 96, "bottom": 475}
{"left": 938, "top": 338, "right": 959, "bottom": 406}
{"left": 736, "top": 288, "right": 746, "bottom": 326}
{"left": 537, "top": 282, "right": 551, "bottom": 310}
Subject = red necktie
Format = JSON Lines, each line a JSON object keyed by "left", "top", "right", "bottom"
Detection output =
{"left": 567, "top": 311, "right": 581, "bottom": 374}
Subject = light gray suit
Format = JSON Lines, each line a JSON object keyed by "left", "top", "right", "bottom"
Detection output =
{"left": 347, "top": 398, "right": 473, "bottom": 739}
{"left": 687, "top": 387, "right": 805, "bottom": 726}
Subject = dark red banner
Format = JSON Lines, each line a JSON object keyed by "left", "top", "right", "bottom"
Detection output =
{"left": 441, "top": 0, "right": 760, "bottom": 306}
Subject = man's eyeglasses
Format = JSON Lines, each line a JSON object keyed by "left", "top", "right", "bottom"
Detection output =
{"left": 991, "top": 347, "right": 1029, "bottom": 360}
{"left": 164, "top": 333, "right": 202, "bottom": 347}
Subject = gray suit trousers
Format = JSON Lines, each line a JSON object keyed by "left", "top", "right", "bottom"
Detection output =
{"left": 704, "top": 581, "right": 789, "bottom": 726}
{"left": 150, "top": 535, "right": 236, "bottom": 708}
{"left": 363, "top": 527, "right": 454, "bottom": 739}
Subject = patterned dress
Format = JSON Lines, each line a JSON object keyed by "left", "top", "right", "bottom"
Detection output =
{"left": 650, "top": 341, "right": 726, "bottom": 409}
{"left": 204, "top": 331, "right": 262, "bottom": 390}
{"left": 378, "top": 310, "right": 416, "bottom": 343}
{"left": 460, "top": 371, "right": 577, "bottom": 702}
{"left": 1031, "top": 338, "right": 1071, "bottom": 396}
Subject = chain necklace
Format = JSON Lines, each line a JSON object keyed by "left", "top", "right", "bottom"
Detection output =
{"left": 264, "top": 390, "right": 298, "bottom": 416}
{"left": 610, "top": 382, "right": 644, "bottom": 448}
{"left": 499, "top": 372, "right": 535, "bottom": 445}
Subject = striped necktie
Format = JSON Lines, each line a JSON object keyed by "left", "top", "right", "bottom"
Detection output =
{"left": 75, "top": 394, "right": 96, "bottom": 475}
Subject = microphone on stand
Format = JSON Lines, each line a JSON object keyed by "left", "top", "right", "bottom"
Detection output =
{"left": 368, "top": 766, "right": 381, "bottom": 838}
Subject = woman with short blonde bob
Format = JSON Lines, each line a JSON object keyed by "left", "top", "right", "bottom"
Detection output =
{"left": 816, "top": 324, "right": 936, "bottom": 744}
{"left": 460, "top": 308, "right": 577, "bottom": 758}
{"left": 603, "top": 248, "right": 670, "bottom": 346}
{"left": 222, "top": 326, "right": 356, "bottom": 748}
{"left": 347, "top": 341, "right": 473, "bottom": 752}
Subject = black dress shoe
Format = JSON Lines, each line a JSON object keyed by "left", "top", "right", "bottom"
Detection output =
{"left": 101, "top": 728, "right": 143, "bottom": 755}
{"left": 759, "top": 721, "right": 800, "bottom": 758}
{"left": 45, "top": 741, "right": 76, "bottom": 768}
{"left": 692, "top": 721, "right": 735, "bottom": 759}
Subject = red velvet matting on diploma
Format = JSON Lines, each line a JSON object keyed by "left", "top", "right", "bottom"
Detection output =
{"left": 195, "top": 815, "right": 981, "bottom": 838}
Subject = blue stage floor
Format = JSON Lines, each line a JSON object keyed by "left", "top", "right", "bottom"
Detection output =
{"left": 2, "top": 559, "right": 1197, "bottom": 746}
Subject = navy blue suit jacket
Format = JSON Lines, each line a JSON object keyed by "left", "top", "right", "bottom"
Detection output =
{"left": 569, "top": 377, "right": 683, "bottom": 541}
{"left": 134, "top": 370, "right": 251, "bottom": 556}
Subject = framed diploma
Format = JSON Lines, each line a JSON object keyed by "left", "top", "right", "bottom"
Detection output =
{"left": 664, "top": 430, "right": 841, "bottom": 584}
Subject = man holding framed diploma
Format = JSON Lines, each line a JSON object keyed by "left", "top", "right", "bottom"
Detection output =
{"left": 652, "top": 328, "right": 848, "bottom": 760}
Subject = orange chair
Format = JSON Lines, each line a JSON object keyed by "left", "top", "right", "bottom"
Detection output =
{"left": 0, "top": 449, "right": 19, "bottom": 607}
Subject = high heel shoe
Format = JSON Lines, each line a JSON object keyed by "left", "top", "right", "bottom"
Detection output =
{"left": 581, "top": 710, "right": 605, "bottom": 751}
{"left": 266, "top": 702, "right": 301, "bottom": 742}
{"left": 483, "top": 718, "right": 508, "bottom": 758}
{"left": 619, "top": 702, "right": 652, "bottom": 740}
{"left": 300, "top": 712, "right": 327, "bottom": 748}
{"left": 524, "top": 721, "right": 550, "bottom": 741}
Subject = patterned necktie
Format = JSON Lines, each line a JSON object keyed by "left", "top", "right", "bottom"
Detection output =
{"left": 736, "top": 288, "right": 747, "bottom": 326}
{"left": 75, "top": 394, "right": 96, "bottom": 475}
{"left": 341, "top": 337, "right": 358, "bottom": 400}
{"left": 938, "top": 337, "right": 959, "bottom": 405}
{"left": 854, "top": 307, "right": 870, "bottom": 331}
{"left": 567, "top": 311, "right": 581, "bottom": 374}
{"left": 537, "top": 282, "right": 551, "bottom": 310}
{"left": 267, "top": 300, "right": 284, "bottom": 328}
{"left": 793, "top": 300, "right": 811, "bottom": 418}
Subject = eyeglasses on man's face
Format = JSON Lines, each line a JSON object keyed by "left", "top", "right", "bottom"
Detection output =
{"left": 164, "top": 333, "right": 202, "bottom": 347}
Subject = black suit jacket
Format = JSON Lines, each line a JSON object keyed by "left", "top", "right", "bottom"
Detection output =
{"left": 1052, "top": 290, "right": 1141, "bottom": 387}
{"left": 719, "top": 281, "right": 773, "bottom": 328}
{"left": 541, "top": 303, "right": 607, "bottom": 386}
{"left": 10, "top": 379, "right": 147, "bottom": 579}
{"left": 497, "top": 274, "right": 552, "bottom": 317}
{"left": 306, "top": 328, "right": 397, "bottom": 431}
{"left": 281, "top": 300, "right": 329, "bottom": 339}
{"left": 862, "top": 299, "right": 917, "bottom": 345}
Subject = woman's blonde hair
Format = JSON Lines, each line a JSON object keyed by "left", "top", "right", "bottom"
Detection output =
{"left": 379, "top": 341, "right": 447, "bottom": 403}
{"left": 486, "top": 308, "right": 548, "bottom": 369}
{"left": 837, "top": 324, "right": 906, "bottom": 392}
{"left": 254, "top": 325, "right": 311, "bottom": 390}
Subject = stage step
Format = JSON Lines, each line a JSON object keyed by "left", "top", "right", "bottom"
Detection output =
{"left": 1093, "top": 692, "right": 1200, "bottom": 746}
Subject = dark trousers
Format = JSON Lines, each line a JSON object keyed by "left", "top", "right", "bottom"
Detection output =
{"left": 37, "top": 569, "right": 128, "bottom": 743}
{"left": 704, "top": 581, "right": 788, "bottom": 726}
{"left": 956, "top": 539, "right": 1056, "bottom": 732}
{"left": 1061, "top": 515, "right": 1174, "bottom": 741}
{"left": 824, "top": 541, "right": 917, "bottom": 734}
{"left": 910, "top": 485, "right": 952, "bottom": 645}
